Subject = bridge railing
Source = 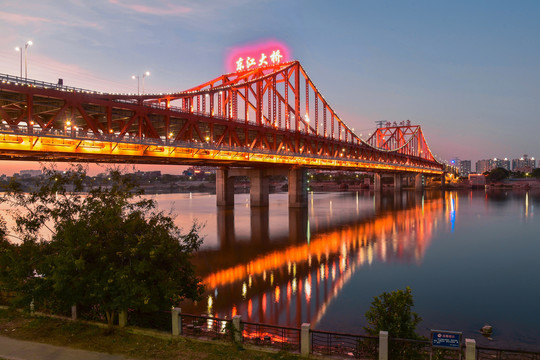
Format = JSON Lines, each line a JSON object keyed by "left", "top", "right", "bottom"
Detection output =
{"left": 0, "top": 123, "right": 439, "bottom": 171}
{"left": 0, "top": 122, "right": 333, "bottom": 153}
{"left": 0, "top": 73, "right": 107, "bottom": 95}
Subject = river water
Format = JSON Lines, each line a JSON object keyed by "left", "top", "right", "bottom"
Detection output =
{"left": 2, "top": 189, "right": 539, "bottom": 350}
{"left": 156, "top": 190, "right": 540, "bottom": 351}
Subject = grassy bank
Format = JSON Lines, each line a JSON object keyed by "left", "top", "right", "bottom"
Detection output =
{"left": 0, "top": 309, "right": 299, "bottom": 360}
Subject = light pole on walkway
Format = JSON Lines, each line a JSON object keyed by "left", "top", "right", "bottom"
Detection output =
{"left": 15, "top": 40, "right": 33, "bottom": 79}
{"left": 131, "top": 71, "right": 150, "bottom": 95}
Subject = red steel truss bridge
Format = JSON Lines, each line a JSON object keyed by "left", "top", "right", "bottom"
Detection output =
{"left": 0, "top": 61, "right": 443, "bottom": 175}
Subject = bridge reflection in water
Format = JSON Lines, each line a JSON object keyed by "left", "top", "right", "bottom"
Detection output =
{"left": 181, "top": 191, "right": 451, "bottom": 329}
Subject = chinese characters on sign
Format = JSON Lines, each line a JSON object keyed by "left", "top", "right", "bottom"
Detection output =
{"left": 385, "top": 120, "right": 411, "bottom": 127}
{"left": 431, "top": 330, "right": 462, "bottom": 349}
{"left": 236, "top": 50, "right": 284, "bottom": 71}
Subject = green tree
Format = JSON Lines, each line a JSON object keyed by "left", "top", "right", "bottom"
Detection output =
{"left": 531, "top": 168, "right": 540, "bottom": 179}
{"left": 364, "top": 287, "right": 424, "bottom": 359}
{"left": 2, "top": 166, "right": 204, "bottom": 326}
{"left": 364, "top": 287, "right": 422, "bottom": 339}
{"left": 0, "top": 215, "right": 50, "bottom": 308}
{"left": 486, "top": 167, "right": 510, "bottom": 182}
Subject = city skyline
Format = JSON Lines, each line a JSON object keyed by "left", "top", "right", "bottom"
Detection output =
{"left": 1, "top": 0, "right": 539, "bottom": 175}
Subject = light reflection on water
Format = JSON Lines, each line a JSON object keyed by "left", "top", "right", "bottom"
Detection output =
{"left": 2, "top": 189, "right": 539, "bottom": 350}
{"left": 162, "top": 189, "right": 540, "bottom": 351}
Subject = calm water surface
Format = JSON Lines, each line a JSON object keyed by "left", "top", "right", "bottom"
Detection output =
{"left": 155, "top": 190, "right": 540, "bottom": 351}
{"left": 2, "top": 189, "right": 538, "bottom": 350}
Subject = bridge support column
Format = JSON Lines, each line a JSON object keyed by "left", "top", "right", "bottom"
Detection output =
{"left": 441, "top": 173, "right": 446, "bottom": 189}
{"left": 415, "top": 173, "right": 423, "bottom": 191}
{"left": 289, "top": 168, "right": 307, "bottom": 208}
{"left": 216, "top": 168, "right": 234, "bottom": 207}
{"left": 394, "top": 173, "right": 402, "bottom": 192}
{"left": 373, "top": 173, "right": 382, "bottom": 192}
{"left": 250, "top": 169, "right": 269, "bottom": 207}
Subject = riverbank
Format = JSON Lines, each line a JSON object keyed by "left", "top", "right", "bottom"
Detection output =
{"left": 0, "top": 308, "right": 299, "bottom": 360}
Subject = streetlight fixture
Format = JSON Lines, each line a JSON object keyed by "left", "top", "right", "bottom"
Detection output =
{"left": 15, "top": 41, "right": 33, "bottom": 79}
{"left": 131, "top": 71, "right": 150, "bottom": 95}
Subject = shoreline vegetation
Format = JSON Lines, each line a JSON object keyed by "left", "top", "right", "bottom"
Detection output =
{"left": 3, "top": 168, "right": 540, "bottom": 194}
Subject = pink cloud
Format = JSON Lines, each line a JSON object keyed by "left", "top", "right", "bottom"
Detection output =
{"left": 0, "top": 11, "right": 51, "bottom": 25}
{"left": 108, "top": 0, "right": 192, "bottom": 16}
{"left": 0, "top": 10, "right": 100, "bottom": 30}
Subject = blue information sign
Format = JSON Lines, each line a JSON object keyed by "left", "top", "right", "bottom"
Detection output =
{"left": 431, "top": 330, "right": 462, "bottom": 349}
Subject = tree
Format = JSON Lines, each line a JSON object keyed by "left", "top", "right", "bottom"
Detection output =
{"left": 486, "top": 167, "right": 510, "bottom": 182}
{"left": 364, "top": 287, "right": 422, "bottom": 339}
{"left": 364, "top": 287, "right": 424, "bottom": 359}
{"left": 531, "top": 168, "right": 540, "bottom": 179}
{"left": 2, "top": 165, "right": 204, "bottom": 326}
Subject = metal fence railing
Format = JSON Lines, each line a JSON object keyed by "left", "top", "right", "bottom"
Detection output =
{"left": 4, "top": 298, "right": 540, "bottom": 360}
{"left": 390, "top": 337, "right": 468, "bottom": 360}
{"left": 242, "top": 321, "right": 301, "bottom": 352}
{"left": 311, "top": 329, "right": 379, "bottom": 358}
{"left": 477, "top": 346, "right": 540, "bottom": 360}
{"left": 179, "top": 313, "right": 231, "bottom": 341}
{"left": 171, "top": 313, "right": 540, "bottom": 360}
{"left": 388, "top": 337, "right": 433, "bottom": 359}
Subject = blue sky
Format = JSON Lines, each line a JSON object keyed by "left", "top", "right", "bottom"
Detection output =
{"left": 1, "top": 0, "right": 539, "bottom": 174}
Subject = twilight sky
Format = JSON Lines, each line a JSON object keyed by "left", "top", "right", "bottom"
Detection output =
{"left": 1, "top": 0, "right": 539, "bottom": 175}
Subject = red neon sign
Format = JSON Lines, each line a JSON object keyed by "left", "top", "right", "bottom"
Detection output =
{"left": 226, "top": 40, "right": 290, "bottom": 73}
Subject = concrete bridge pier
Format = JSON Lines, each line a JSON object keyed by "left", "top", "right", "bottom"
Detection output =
{"left": 415, "top": 173, "right": 423, "bottom": 191}
{"left": 250, "top": 169, "right": 269, "bottom": 207}
{"left": 394, "top": 173, "right": 402, "bottom": 192}
{"left": 374, "top": 173, "right": 382, "bottom": 192}
{"left": 216, "top": 168, "right": 235, "bottom": 207}
{"left": 288, "top": 168, "right": 307, "bottom": 208}
{"left": 373, "top": 173, "right": 403, "bottom": 192}
{"left": 217, "top": 167, "right": 307, "bottom": 208}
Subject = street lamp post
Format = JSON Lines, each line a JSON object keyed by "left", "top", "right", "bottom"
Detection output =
{"left": 24, "top": 41, "right": 32, "bottom": 79}
{"left": 131, "top": 71, "right": 150, "bottom": 95}
{"left": 15, "top": 41, "right": 33, "bottom": 79}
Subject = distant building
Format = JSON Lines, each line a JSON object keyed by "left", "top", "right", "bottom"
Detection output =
{"left": 19, "top": 170, "right": 42, "bottom": 177}
{"left": 475, "top": 159, "right": 491, "bottom": 174}
{"left": 495, "top": 158, "right": 511, "bottom": 171}
{"left": 135, "top": 170, "right": 161, "bottom": 178}
{"left": 196, "top": 166, "right": 216, "bottom": 175}
{"left": 475, "top": 158, "right": 510, "bottom": 173}
{"left": 183, "top": 166, "right": 215, "bottom": 177}
{"left": 469, "top": 173, "right": 486, "bottom": 187}
{"left": 512, "top": 154, "right": 536, "bottom": 173}
{"left": 459, "top": 160, "right": 471, "bottom": 176}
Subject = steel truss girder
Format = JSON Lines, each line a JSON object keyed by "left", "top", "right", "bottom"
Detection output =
{"left": 0, "top": 68, "right": 443, "bottom": 173}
